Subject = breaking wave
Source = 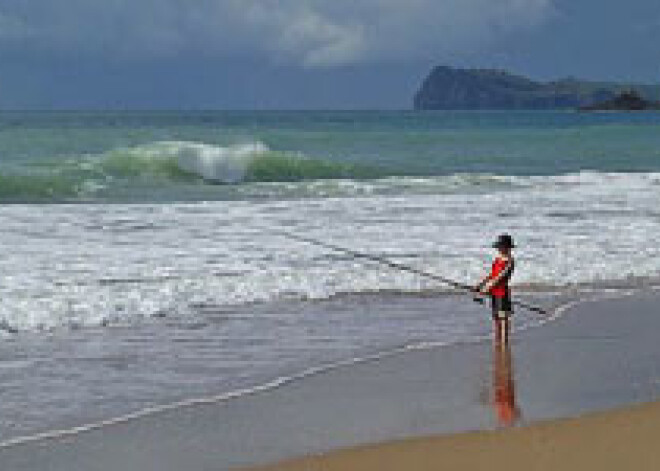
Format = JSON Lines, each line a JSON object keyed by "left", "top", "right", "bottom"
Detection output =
{"left": 0, "top": 141, "right": 384, "bottom": 201}
{"left": 4, "top": 139, "right": 660, "bottom": 202}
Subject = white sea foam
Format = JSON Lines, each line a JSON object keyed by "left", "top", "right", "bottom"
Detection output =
{"left": 170, "top": 140, "right": 270, "bottom": 183}
{"left": 1, "top": 170, "right": 660, "bottom": 332}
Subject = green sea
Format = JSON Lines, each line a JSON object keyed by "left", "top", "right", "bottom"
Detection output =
{"left": 2, "top": 110, "right": 660, "bottom": 202}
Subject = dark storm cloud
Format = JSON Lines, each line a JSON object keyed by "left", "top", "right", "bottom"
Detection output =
{"left": 0, "top": 0, "right": 555, "bottom": 66}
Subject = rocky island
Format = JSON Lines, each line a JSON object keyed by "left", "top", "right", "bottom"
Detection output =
{"left": 414, "top": 66, "right": 660, "bottom": 110}
{"left": 579, "top": 90, "right": 660, "bottom": 111}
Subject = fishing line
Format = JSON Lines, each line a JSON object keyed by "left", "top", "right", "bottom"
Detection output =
{"left": 279, "top": 231, "right": 549, "bottom": 316}
{"left": 40, "top": 230, "right": 548, "bottom": 316}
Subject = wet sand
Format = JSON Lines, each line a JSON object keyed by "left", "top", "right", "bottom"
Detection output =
{"left": 251, "top": 400, "right": 660, "bottom": 471}
{"left": 2, "top": 290, "right": 660, "bottom": 470}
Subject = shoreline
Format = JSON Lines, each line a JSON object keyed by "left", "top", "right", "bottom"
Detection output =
{"left": 2, "top": 289, "right": 660, "bottom": 470}
{"left": 0, "top": 289, "right": 561, "bottom": 448}
{"left": 250, "top": 400, "right": 660, "bottom": 471}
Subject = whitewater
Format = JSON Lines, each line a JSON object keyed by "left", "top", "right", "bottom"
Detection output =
{"left": 1, "top": 109, "right": 660, "bottom": 441}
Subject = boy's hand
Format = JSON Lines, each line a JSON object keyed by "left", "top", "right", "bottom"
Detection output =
{"left": 474, "top": 280, "right": 487, "bottom": 292}
{"left": 480, "top": 281, "right": 494, "bottom": 295}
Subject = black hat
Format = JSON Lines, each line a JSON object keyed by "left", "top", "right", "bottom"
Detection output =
{"left": 493, "top": 234, "right": 515, "bottom": 248}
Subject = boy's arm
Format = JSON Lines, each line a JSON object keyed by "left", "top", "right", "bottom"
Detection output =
{"left": 475, "top": 273, "right": 491, "bottom": 292}
{"left": 484, "top": 259, "right": 514, "bottom": 289}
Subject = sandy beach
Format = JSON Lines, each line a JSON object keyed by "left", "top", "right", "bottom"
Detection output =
{"left": 2, "top": 289, "right": 660, "bottom": 470}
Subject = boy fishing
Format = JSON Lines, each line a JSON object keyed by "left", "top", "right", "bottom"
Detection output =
{"left": 476, "top": 234, "right": 516, "bottom": 344}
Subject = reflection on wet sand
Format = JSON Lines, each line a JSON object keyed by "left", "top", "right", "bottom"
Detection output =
{"left": 492, "top": 334, "right": 521, "bottom": 426}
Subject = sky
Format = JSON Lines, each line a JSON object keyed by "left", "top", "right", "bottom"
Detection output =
{"left": 0, "top": 0, "right": 658, "bottom": 109}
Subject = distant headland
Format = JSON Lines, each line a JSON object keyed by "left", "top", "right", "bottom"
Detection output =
{"left": 414, "top": 66, "right": 660, "bottom": 110}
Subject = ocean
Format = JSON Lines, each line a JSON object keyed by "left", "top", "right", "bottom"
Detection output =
{"left": 1, "top": 110, "right": 660, "bottom": 441}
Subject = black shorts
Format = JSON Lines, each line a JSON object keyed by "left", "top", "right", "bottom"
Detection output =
{"left": 491, "top": 295, "right": 513, "bottom": 320}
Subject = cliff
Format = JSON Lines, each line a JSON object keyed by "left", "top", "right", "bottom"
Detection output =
{"left": 414, "top": 66, "right": 660, "bottom": 110}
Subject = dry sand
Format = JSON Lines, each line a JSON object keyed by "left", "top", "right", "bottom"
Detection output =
{"left": 251, "top": 400, "right": 660, "bottom": 471}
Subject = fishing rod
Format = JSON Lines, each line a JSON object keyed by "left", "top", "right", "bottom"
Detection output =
{"left": 280, "top": 231, "right": 549, "bottom": 316}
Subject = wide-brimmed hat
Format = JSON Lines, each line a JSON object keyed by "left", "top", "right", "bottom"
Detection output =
{"left": 493, "top": 234, "right": 515, "bottom": 248}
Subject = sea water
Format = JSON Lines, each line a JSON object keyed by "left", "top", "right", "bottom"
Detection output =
{"left": 1, "top": 110, "right": 660, "bottom": 440}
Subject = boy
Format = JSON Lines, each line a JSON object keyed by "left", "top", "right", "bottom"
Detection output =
{"left": 476, "top": 234, "right": 515, "bottom": 344}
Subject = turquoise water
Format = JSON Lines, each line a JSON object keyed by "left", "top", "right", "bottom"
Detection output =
{"left": 2, "top": 110, "right": 660, "bottom": 202}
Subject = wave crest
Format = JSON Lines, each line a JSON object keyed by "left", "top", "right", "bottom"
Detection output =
{"left": 99, "top": 140, "right": 380, "bottom": 183}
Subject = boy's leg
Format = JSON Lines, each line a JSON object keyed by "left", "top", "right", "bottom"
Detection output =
{"left": 494, "top": 318, "right": 509, "bottom": 345}
{"left": 493, "top": 295, "right": 512, "bottom": 345}
{"left": 499, "top": 318, "right": 510, "bottom": 345}
{"left": 491, "top": 295, "right": 500, "bottom": 342}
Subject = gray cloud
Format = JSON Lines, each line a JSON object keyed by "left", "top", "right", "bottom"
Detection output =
{"left": 0, "top": 0, "right": 555, "bottom": 66}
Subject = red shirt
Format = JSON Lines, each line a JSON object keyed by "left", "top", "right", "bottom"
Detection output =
{"left": 489, "top": 257, "right": 514, "bottom": 298}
